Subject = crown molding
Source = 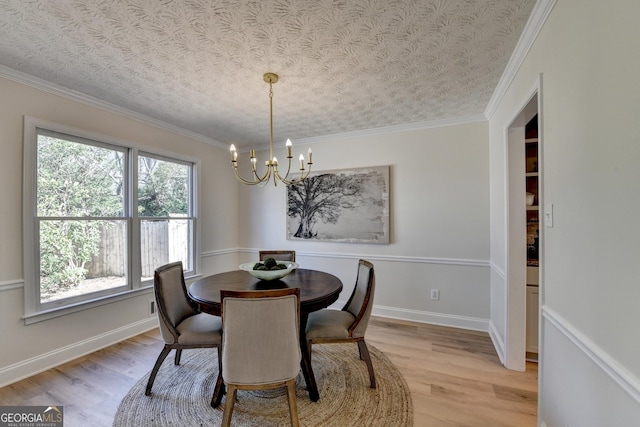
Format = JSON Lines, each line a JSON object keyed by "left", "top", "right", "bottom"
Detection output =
{"left": 484, "top": 0, "right": 557, "bottom": 119}
{"left": 0, "top": 64, "right": 228, "bottom": 150}
{"left": 237, "top": 113, "right": 488, "bottom": 153}
{"left": 2, "top": 62, "right": 487, "bottom": 153}
{"left": 296, "top": 114, "right": 488, "bottom": 147}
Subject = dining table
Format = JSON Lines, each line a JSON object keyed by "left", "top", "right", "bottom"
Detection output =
{"left": 187, "top": 267, "right": 343, "bottom": 402}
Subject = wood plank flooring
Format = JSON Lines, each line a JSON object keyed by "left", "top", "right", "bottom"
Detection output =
{"left": 0, "top": 317, "right": 537, "bottom": 426}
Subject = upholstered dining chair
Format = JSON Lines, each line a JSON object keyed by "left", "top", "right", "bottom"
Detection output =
{"left": 145, "top": 261, "right": 223, "bottom": 403}
{"left": 259, "top": 250, "right": 296, "bottom": 262}
{"left": 219, "top": 288, "right": 301, "bottom": 427}
{"left": 305, "top": 259, "right": 377, "bottom": 388}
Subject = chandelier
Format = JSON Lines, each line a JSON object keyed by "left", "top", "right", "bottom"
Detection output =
{"left": 229, "top": 72, "right": 312, "bottom": 186}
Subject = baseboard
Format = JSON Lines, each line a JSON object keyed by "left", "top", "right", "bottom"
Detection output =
{"left": 489, "top": 320, "right": 506, "bottom": 365}
{"left": 372, "top": 304, "right": 489, "bottom": 332}
{"left": 0, "top": 317, "right": 158, "bottom": 388}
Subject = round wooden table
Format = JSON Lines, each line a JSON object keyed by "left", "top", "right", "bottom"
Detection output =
{"left": 188, "top": 268, "right": 343, "bottom": 402}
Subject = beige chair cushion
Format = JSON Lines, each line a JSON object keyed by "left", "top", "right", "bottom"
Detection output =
{"left": 305, "top": 309, "right": 356, "bottom": 339}
{"left": 176, "top": 313, "right": 222, "bottom": 345}
{"left": 222, "top": 294, "right": 301, "bottom": 385}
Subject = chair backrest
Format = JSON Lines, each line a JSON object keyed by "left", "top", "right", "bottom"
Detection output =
{"left": 259, "top": 250, "right": 296, "bottom": 262}
{"left": 221, "top": 288, "right": 301, "bottom": 385}
{"left": 154, "top": 261, "right": 198, "bottom": 344}
{"left": 343, "top": 259, "right": 375, "bottom": 338}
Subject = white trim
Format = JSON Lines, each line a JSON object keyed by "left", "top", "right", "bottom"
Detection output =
{"left": 229, "top": 115, "right": 488, "bottom": 152}
{"left": 0, "top": 318, "right": 158, "bottom": 388}
{"left": 0, "top": 64, "right": 226, "bottom": 149}
{"left": 291, "top": 114, "right": 487, "bottom": 147}
{"left": 490, "top": 262, "right": 507, "bottom": 280}
{"left": 373, "top": 305, "right": 489, "bottom": 332}
{"left": 542, "top": 306, "right": 640, "bottom": 405}
{"left": 485, "top": 0, "right": 557, "bottom": 119}
{"left": 237, "top": 247, "right": 490, "bottom": 268}
{"left": 501, "top": 75, "right": 542, "bottom": 372}
{"left": 489, "top": 320, "right": 507, "bottom": 365}
{"left": 201, "top": 248, "right": 240, "bottom": 259}
{"left": 1, "top": 63, "right": 487, "bottom": 153}
{"left": 22, "top": 286, "right": 154, "bottom": 325}
{"left": 0, "top": 279, "right": 24, "bottom": 292}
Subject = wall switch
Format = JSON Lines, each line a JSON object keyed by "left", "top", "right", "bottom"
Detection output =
{"left": 430, "top": 289, "right": 440, "bottom": 301}
{"left": 544, "top": 203, "right": 554, "bottom": 227}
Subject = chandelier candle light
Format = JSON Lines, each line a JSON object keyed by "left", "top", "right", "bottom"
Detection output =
{"left": 229, "top": 72, "right": 313, "bottom": 186}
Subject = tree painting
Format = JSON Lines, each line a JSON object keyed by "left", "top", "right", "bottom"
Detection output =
{"left": 286, "top": 166, "right": 390, "bottom": 243}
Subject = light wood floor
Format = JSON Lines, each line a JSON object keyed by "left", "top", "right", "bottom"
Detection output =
{"left": 0, "top": 317, "right": 538, "bottom": 426}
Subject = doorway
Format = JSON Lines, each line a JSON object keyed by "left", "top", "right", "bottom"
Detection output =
{"left": 505, "top": 90, "right": 541, "bottom": 370}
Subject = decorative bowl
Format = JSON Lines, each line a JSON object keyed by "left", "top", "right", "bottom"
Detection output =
{"left": 526, "top": 192, "right": 535, "bottom": 206}
{"left": 239, "top": 261, "right": 299, "bottom": 281}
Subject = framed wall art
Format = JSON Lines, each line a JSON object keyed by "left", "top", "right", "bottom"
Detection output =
{"left": 286, "top": 165, "right": 390, "bottom": 244}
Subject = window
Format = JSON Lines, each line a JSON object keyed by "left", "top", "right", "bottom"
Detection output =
{"left": 23, "top": 118, "right": 198, "bottom": 322}
{"left": 138, "top": 153, "right": 195, "bottom": 282}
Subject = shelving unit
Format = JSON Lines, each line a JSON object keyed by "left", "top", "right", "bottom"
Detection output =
{"left": 525, "top": 137, "right": 539, "bottom": 270}
{"left": 525, "top": 117, "right": 539, "bottom": 360}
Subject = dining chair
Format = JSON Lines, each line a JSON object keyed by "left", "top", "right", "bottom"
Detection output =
{"left": 219, "top": 288, "right": 301, "bottom": 427}
{"left": 145, "top": 261, "right": 223, "bottom": 404}
{"left": 259, "top": 250, "right": 296, "bottom": 262}
{"left": 305, "top": 259, "right": 377, "bottom": 388}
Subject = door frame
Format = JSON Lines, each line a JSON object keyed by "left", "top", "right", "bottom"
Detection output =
{"left": 504, "top": 75, "right": 543, "bottom": 370}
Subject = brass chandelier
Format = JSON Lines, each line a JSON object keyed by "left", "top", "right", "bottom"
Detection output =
{"left": 229, "top": 72, "right": 312, "bottom": 186}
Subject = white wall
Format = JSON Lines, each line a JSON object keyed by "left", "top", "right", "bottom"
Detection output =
{"left": 489, "top": 0, "right": 640, "bottom": 424}
{"left": 237, "top": 122, "right": 492, "bottom": 329}
{"left": 0, "top": 74, "right": 239, "bottom": 386}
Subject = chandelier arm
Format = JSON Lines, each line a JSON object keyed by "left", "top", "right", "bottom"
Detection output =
{"left": 278, "top": 163, "right": 313, "bottom": 185}
{"left": 274, "top": 156, "right": 293, "bottom": 183}
{"left": 251, "top": 161, "right": 272, "bottom": 183}
{"left": 232, "top": 164, "right": 268, "bottom": 185}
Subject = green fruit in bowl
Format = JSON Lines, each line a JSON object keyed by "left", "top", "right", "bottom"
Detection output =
{"left": 253, "top": 257, "right": 287, "bottom": 270}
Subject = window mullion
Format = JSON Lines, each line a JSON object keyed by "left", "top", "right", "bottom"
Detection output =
{"left": 130, "top": 147, "right": 141, "bottom": 289}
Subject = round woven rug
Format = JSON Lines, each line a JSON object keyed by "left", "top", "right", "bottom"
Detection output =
{"left": 113, "top": 343, "right": 412, "bottom": 426}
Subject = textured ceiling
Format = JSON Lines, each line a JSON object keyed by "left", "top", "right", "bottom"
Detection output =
{"left": 0, "top": 0, "right": 536, "bottom": 148}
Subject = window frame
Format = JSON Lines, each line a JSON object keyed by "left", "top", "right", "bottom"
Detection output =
{"left": 23, "top": 117, "right": 200, "bottom": 324}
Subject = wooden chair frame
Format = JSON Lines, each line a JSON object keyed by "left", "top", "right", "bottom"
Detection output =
{"left": 306, "top": 259, "right": 376, "bottom": 388}
{"left": 258, "top": 250, "right": 296, "bottom": 262}
{"left": 145, "top": 262, "right": 223, "bottom": 400}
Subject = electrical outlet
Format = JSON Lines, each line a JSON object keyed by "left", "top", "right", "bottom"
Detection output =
{"left": 430, "top": 289, "right": 440, "bottom": 301}
{"left": 149, "top": 299, "right": 156, "bottom": 316}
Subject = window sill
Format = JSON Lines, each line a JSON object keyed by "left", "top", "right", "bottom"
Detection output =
{"left": 23, "top": 285, "right": 154, "bottom": 325}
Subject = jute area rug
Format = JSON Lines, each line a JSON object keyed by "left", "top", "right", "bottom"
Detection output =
{"left": 113, "top": 343, "right": 413, "bottom": 426}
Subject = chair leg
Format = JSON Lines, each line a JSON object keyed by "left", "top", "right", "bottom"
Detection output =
{"left": 357, "top": 340, "right": 377, "bottom": 389}
{"left": 286, "top": 379, "right": 300, "bottom": 427}
{"left": 211, "top": 346, "right": 225, "bottom": 408}
{"left": 174, "top": 348, "right": 182, "bottom": 365}
{"left": 221, "top": 384, "right": 238, "bottom": 427}
{"left": 145, "top": 345, "right": 172, "bottom": 396}
{"left": 307, "top": 340, "right": 313, "bottom": 365}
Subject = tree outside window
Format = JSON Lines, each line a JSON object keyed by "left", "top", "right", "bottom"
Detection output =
{"left": 33, "top": 130, "right": 195, "bottom": 309}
